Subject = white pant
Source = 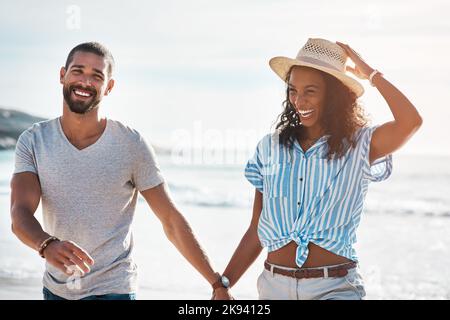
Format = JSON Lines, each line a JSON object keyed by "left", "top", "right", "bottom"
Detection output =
{"left": 257, "top": 262, "right": 366, "bottom": 300}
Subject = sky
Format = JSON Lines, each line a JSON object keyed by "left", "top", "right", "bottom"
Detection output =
{"left": 1, "top": 0, "right": 449, "bottom": 157}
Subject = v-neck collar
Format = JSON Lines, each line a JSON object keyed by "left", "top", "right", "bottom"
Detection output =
{"left": 57, "top": 117, "right": 110, "bottom": 152}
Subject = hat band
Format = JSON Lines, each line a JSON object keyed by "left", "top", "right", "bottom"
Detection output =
{"left": 296, "top": 55, "right": 343, "bottom": 72}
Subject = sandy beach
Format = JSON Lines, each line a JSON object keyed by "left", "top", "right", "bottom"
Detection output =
{"left": 1, "top": 201, "right": 449, "bottom": 300}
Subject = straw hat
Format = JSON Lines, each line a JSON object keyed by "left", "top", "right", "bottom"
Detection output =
{"left": 269, "top": 38, "right": 364, "bottom": 97}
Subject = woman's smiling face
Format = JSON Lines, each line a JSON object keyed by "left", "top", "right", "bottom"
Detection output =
{"left": 288, "top": 66, "right": 327, "bottom": 131}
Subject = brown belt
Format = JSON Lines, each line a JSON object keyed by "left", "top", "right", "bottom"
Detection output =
{"left": 264, "top": 261, "right": 357, "bottom": 279}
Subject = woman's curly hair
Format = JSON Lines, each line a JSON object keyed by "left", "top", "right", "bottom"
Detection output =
{"left": 275, "top": 66, "right": 368, "bottom": 160}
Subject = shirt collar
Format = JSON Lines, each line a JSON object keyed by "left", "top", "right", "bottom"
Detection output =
{"left": 293, "top": 134, "right": 331, "bottom": 155}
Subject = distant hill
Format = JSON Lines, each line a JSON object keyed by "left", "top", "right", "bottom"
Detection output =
{"left": 0, "top": 107, "right": 47, "bottom": 150}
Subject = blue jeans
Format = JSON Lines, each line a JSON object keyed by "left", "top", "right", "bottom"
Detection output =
{"left": 43, "top": 287, "right": 136, "bottom": 300}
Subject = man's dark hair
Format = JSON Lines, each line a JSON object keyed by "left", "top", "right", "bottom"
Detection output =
{"left": 65, "top": 42, "right": 115, "bottom": 77}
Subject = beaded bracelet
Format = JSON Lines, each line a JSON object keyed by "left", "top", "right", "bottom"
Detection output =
{"left": 369, "top": 69, "right": 383, "bottom": 87}
{"left": 38, "top": 236, "right": 59, "bottom": 258}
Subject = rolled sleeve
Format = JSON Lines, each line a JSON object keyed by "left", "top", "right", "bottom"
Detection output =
{"left": 244, "top": 138, "right": 266, "bottom": 193}
{"left": 359, "top": 125, "right": 393, "bottom": 182}
{"left": 245, "top": 161, "right": 264, "bottom": 193}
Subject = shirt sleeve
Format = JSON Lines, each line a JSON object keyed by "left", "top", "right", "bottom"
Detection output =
{"left": 132, "top": 134, "right": 165, "bottom": 192}
{"left": 244, "top": 137, "right": 265, "bottom": 193}
{"left": 13, "top": 130, "right": 38, "bottom": 175}
{"left": 358, "top": 125, "right": 393, "bottom": 182}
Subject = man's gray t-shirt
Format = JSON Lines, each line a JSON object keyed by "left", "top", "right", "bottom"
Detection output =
{"left": 13, "top": 118, "right": 164, "bottom": 299}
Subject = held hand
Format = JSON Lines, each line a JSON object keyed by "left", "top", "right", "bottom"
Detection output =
{"left": 211, "top": 287, "right": 234, "bottom": 300}
{"left": 336, "top": 41, "right": 375, "bottom": 80}
{"left": 43, "top": 240, "right": 95, "bottom": 276}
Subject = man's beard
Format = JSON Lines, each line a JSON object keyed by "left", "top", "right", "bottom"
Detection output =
{"left": 63, "top": 84, "right": 101, "bottom": 115}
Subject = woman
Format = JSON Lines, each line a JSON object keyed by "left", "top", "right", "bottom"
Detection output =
{"left": 212, "top": 38, "right": 422, "bottom": 300}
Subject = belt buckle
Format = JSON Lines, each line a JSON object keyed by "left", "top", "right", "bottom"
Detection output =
{"left": 293, "top": 268, "right": 302, "bottom": 279}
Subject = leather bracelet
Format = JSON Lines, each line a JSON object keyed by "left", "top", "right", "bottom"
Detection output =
{"left": 38, "top": 236, "right": 59, "bottom": 258}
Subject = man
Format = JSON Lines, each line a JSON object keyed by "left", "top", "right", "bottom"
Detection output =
{"left": 10, "top": 42, "right": 232, "bottom": 300}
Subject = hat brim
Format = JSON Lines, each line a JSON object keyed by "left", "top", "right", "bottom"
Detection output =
{"left": 269, "top": 56, "right": 364, "bottom": 98}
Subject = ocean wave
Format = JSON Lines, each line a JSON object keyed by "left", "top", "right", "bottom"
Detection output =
{"left": 139, "top": 182, "right": 252, "bottom": 208}
{"left": 136, "top": 182, "right": 450, "bottom": 218}
{"left": 364, "top": 207, "right": 450, "bottom": 217}
{"left": 0, "top": 268, "right": 42, "bottom": 280}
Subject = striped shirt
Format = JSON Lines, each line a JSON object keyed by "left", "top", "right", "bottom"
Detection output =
{"left": 244, "top": 125, "right": 393, "bottom": 267}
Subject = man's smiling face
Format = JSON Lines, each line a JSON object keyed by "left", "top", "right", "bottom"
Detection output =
{"left": 60, "top": 51, "right": 111, "bottom": 115}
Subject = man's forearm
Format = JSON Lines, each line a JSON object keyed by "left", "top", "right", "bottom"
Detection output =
{"left": 11, "top": 207, "right": 50, "bottom": 252}
{"left": 164, "top": 212, "right": 219, "bottom": 285}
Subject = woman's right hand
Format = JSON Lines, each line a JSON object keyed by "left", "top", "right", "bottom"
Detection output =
{"left": 43, "top": 240, "right": 95, "bottom": 276}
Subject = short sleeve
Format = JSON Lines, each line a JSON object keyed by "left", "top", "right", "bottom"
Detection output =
{"left": 14, "top": 130, "right": 38, "bottom": 175}
{"left": 358, "top": 125, "right": 393, "bottom": 182}
{"left": 132, "top": 135, "right": 165, "bottom": 191}
{"left": 244, "top": 138, "right": 265, "bottom": 193}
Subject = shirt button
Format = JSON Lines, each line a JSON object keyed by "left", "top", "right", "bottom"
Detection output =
{"left": 297, "top": 202, "right": 301, "bottom": 206}
{"left": 299, "top": 178, "right": 303, "bottom": 182}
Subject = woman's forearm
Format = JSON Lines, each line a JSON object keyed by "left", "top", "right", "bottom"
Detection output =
{"left": 372, "top": 72, "right": 423, "bottom": 129}
{"left": 336, "top": 42, "right": 422, "bottom": 130}
{"left": 222, "top": 227, "right": 263, "bottom": 288}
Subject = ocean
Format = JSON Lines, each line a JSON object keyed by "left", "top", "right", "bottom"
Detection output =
{"left": 1, "top": 149, "right": 450, "bottom": 299}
